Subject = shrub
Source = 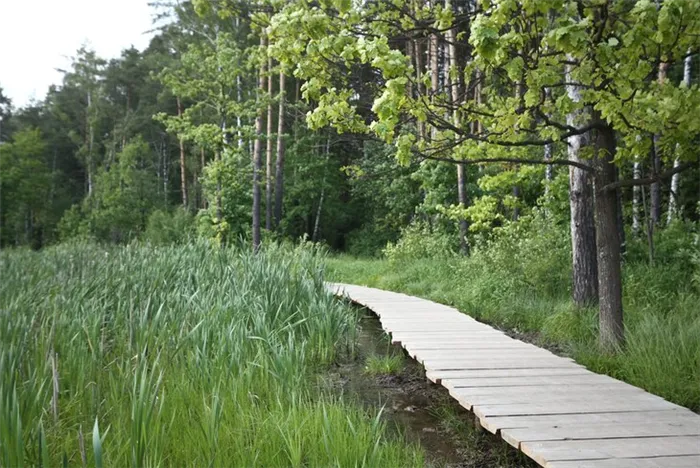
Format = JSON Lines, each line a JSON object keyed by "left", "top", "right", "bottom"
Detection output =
{"left": 144, "top": 208, "right": 194, "bottom": 245}
{"left": 383, "top": 221, "right": 458, "bottom": 263}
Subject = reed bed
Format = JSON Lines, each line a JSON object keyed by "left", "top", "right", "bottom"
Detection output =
{"left": 0, "top": 241, "right": 423, "bottom": 467}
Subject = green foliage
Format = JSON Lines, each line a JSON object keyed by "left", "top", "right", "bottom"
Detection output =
{"left": 144, "top": 208, "right": 194, "bottom": 245}
{"left": 0, "top": 128, "right": 52, "bottom": 246}
{"left": 383, "top": 221, "right": 458, "bottom": 263}
{"left": 58, "top": 138, "right": 162, "bottom": 243}
{"left": 0, "top": 242, "right": 423, "bottom": 467}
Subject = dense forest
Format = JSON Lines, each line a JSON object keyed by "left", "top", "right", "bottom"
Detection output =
{"left": 2, "top": 0, "right": 700, "bottom": 352}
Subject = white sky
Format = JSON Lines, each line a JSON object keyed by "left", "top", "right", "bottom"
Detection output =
{"left": 0, "top": 0, "right": 157, "bottom": 108}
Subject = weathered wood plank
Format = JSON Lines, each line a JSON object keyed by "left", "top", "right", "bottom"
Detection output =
{"left": 426, "top": 367, "right": 591, "bottom": 384}
{"left": 522, "top": 436, "right": 700, "bottom": 465}
{"left": 441, "top": 374, "right": 623, "bottom": 389}
{"left": 501, "top": 421, "right": 700, "bottom": 448}
{"left": 473, "top": 398, "right": 681, "bottom": 419}
{"left": 546, "top": 455, "right": 700, "bottom": 468}
{"left": 477, "top": 409, "right": 700, "bottom": 434}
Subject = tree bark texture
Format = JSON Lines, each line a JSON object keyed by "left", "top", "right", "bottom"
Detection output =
{"left": 668, "top": 52, "right": 691, "bottom": 223}
{"left": 177, "top": 97, "right": 188, "bottom": 208}
{"left": 566, "top": 64, "right": 599, "bottom": 306}
{"left": 593, "top": 123, "right": 624, "bottom": 349}
{"left": 274, "top": 71, "right": 286, "bottom": 228}
{"left": 266, "top": 58, "right": 274, "bottom": 231}
{"left": 252, "top": 39, "right": 266, "bottom": 252}
{"left": 446, "top": 0, "right": 469, "bottom": 255}
{"left": 650, "top": 61, "right": 668, "bottom": 224}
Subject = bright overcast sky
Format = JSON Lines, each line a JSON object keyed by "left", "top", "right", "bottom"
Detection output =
{"left": 0, "top": 0, "right": 158, "bottom": 108}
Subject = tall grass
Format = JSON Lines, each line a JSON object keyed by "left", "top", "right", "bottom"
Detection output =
{"left": 0, "top": 241, "right": 423, "bottom": 467}
{"left": 327, "top": 220, "right": 700, "bottom": 411}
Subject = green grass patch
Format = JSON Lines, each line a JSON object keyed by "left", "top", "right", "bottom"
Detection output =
{"left": 364, "top": 354, "right": 404, "bottom": 376}
{"left": 0, "top": 241, "right": 423, "bottom": 467}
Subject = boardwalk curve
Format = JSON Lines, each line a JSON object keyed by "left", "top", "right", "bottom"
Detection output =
{"left": 329, "top": 283, "right": 700, "bottom": 468}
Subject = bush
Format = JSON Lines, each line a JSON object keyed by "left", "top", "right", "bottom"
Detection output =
{"left": 144, "top": 208, "right": 194, "bottom": 245}
{"left": 383, "top": 221, "right": 458, "bottom": 263}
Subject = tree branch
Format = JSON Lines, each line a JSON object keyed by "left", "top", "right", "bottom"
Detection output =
{"left": 601, "top": 161, "right": 695, "bottom": 192}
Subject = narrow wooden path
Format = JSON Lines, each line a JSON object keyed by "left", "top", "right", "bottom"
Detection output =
{"left": 329, "top": 283, "right": 700, "bottom": 468}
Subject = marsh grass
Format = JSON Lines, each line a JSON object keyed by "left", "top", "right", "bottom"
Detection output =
{"left": 0, "top": 241, "right": 423, "bottom": 467}
{"left": 363, "top": 354, "right": 404, "bottom": 376}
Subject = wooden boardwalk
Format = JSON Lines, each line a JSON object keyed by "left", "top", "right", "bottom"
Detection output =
{"left": 330, "top": 283, "right": 700, "bottom": 468}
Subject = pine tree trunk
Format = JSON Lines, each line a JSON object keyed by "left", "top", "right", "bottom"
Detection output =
{"left": 177, "top": 97, "right": 188, "bottom": 209}
{"left": 266, "top": 58, "right": 274, "bottom": 231}
{"left": 650, "top": 62, "right": 668, "bottom": 224}
{"left": 566, "top": 64, "right": 598, "bottom": 306}
{"left": 593, "top": 122, "right": 624, "bottom": 350}
{"left": 252, "top": 39, "right": 266, "bottom": 252}
{"left": 274, "top": 72, "right": 286, "bottom": 228}
{"left": 668, "top": 52, "right": 691, "bottom": 224}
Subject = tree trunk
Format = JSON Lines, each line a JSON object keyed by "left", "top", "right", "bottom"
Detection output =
{"left": 200, "top": 148, "right": 207, "bottom": 209}
{"left": 215, "top": 151, "right": 221, "bottom": 222}
{"left": 266, "top": 58, "right": 274, "bottom": 231}
{"left": 566, "top": 64, "right": 598, "bottom": 306}
{"left": 650, "top": 62, "right": 668, "bottom": 224}
{"left": 177, "top": 97, "right": 188, "bottom": 209}
{"left": 632, "top": 157, "right": 641, "bottom": 235}
{"left": 429, "top": 29, "right": 439, "bottom": 140}
{"left": 414, "top": 36, "right": 425, "bottom": 139}
{"left": 668, "top": 52, "right": 691, "bottom": 224}
{"left": 615, "top": 166, "right": 626, "bottom": 255}
{"left": 446, "top": 0, "right": 469, "bottom": 255}
{"left": 593, "top": 122, "right": 624, "bottom": 350}
{"left": 274, "top": 71, "right": 286, "bottom": 228}
{"left": 252, "top": 38, "right": 266, "bottom": 252}
{"left": 312, "top": 136, "right": 331, "bottom": 243}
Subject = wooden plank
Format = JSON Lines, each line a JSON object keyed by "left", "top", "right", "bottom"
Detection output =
{"left": 441, "top": 374, "right": 622, "bottom": 389}
{"left": 455, "top": 390, "right": 661, "bottom": 411}
{"left": 414, "top": 349, "right": 559, "bottom": 360}
{"left": 522, "top": 436, "right": 700, "bottom": 466}
{"left": 501, "top": 421, "right": 700, "bottom": 448}
{"left": 423, "top": 359, "right": 580, "bottom": 371}
{"left": 473, "top": 398, "right": 681, "bottom": 419}
{"left": 547, "top": 456, "right": 700, "bottom": 468}
{"left": 426, "top": 367, "right": 591, "bottom": 383}
{"left": 477, "top": 409, "right": 700, "bottom": 434}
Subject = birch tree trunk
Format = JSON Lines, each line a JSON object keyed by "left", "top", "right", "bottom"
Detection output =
{"left": 632, "top": 155, "right": 642, "bottom": 235}
{"left": 668, "top": 52, "right": 692, "bottom": 224}
{"left": 266, "top": 58, "right": 274, "bottom": 231}
{"left": 274, "top": 71, "right": 286, "bottom": 228}
{"left": 252, "top": 38, "right": 266, "bottom": 252}
{"left": 446, "top": 0, "right": 469, "bottom": 255}
{"left": 312, "top": 136, "right": 331, "bottom": 242}
{"left": 650, "top": 62, "right": 668, "bottom": 224}
{"left": 177, "top": 97, "right": 188, "bottom": 208}
{"left": 566, "top": 63, "right": 598, "bottom": 306}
